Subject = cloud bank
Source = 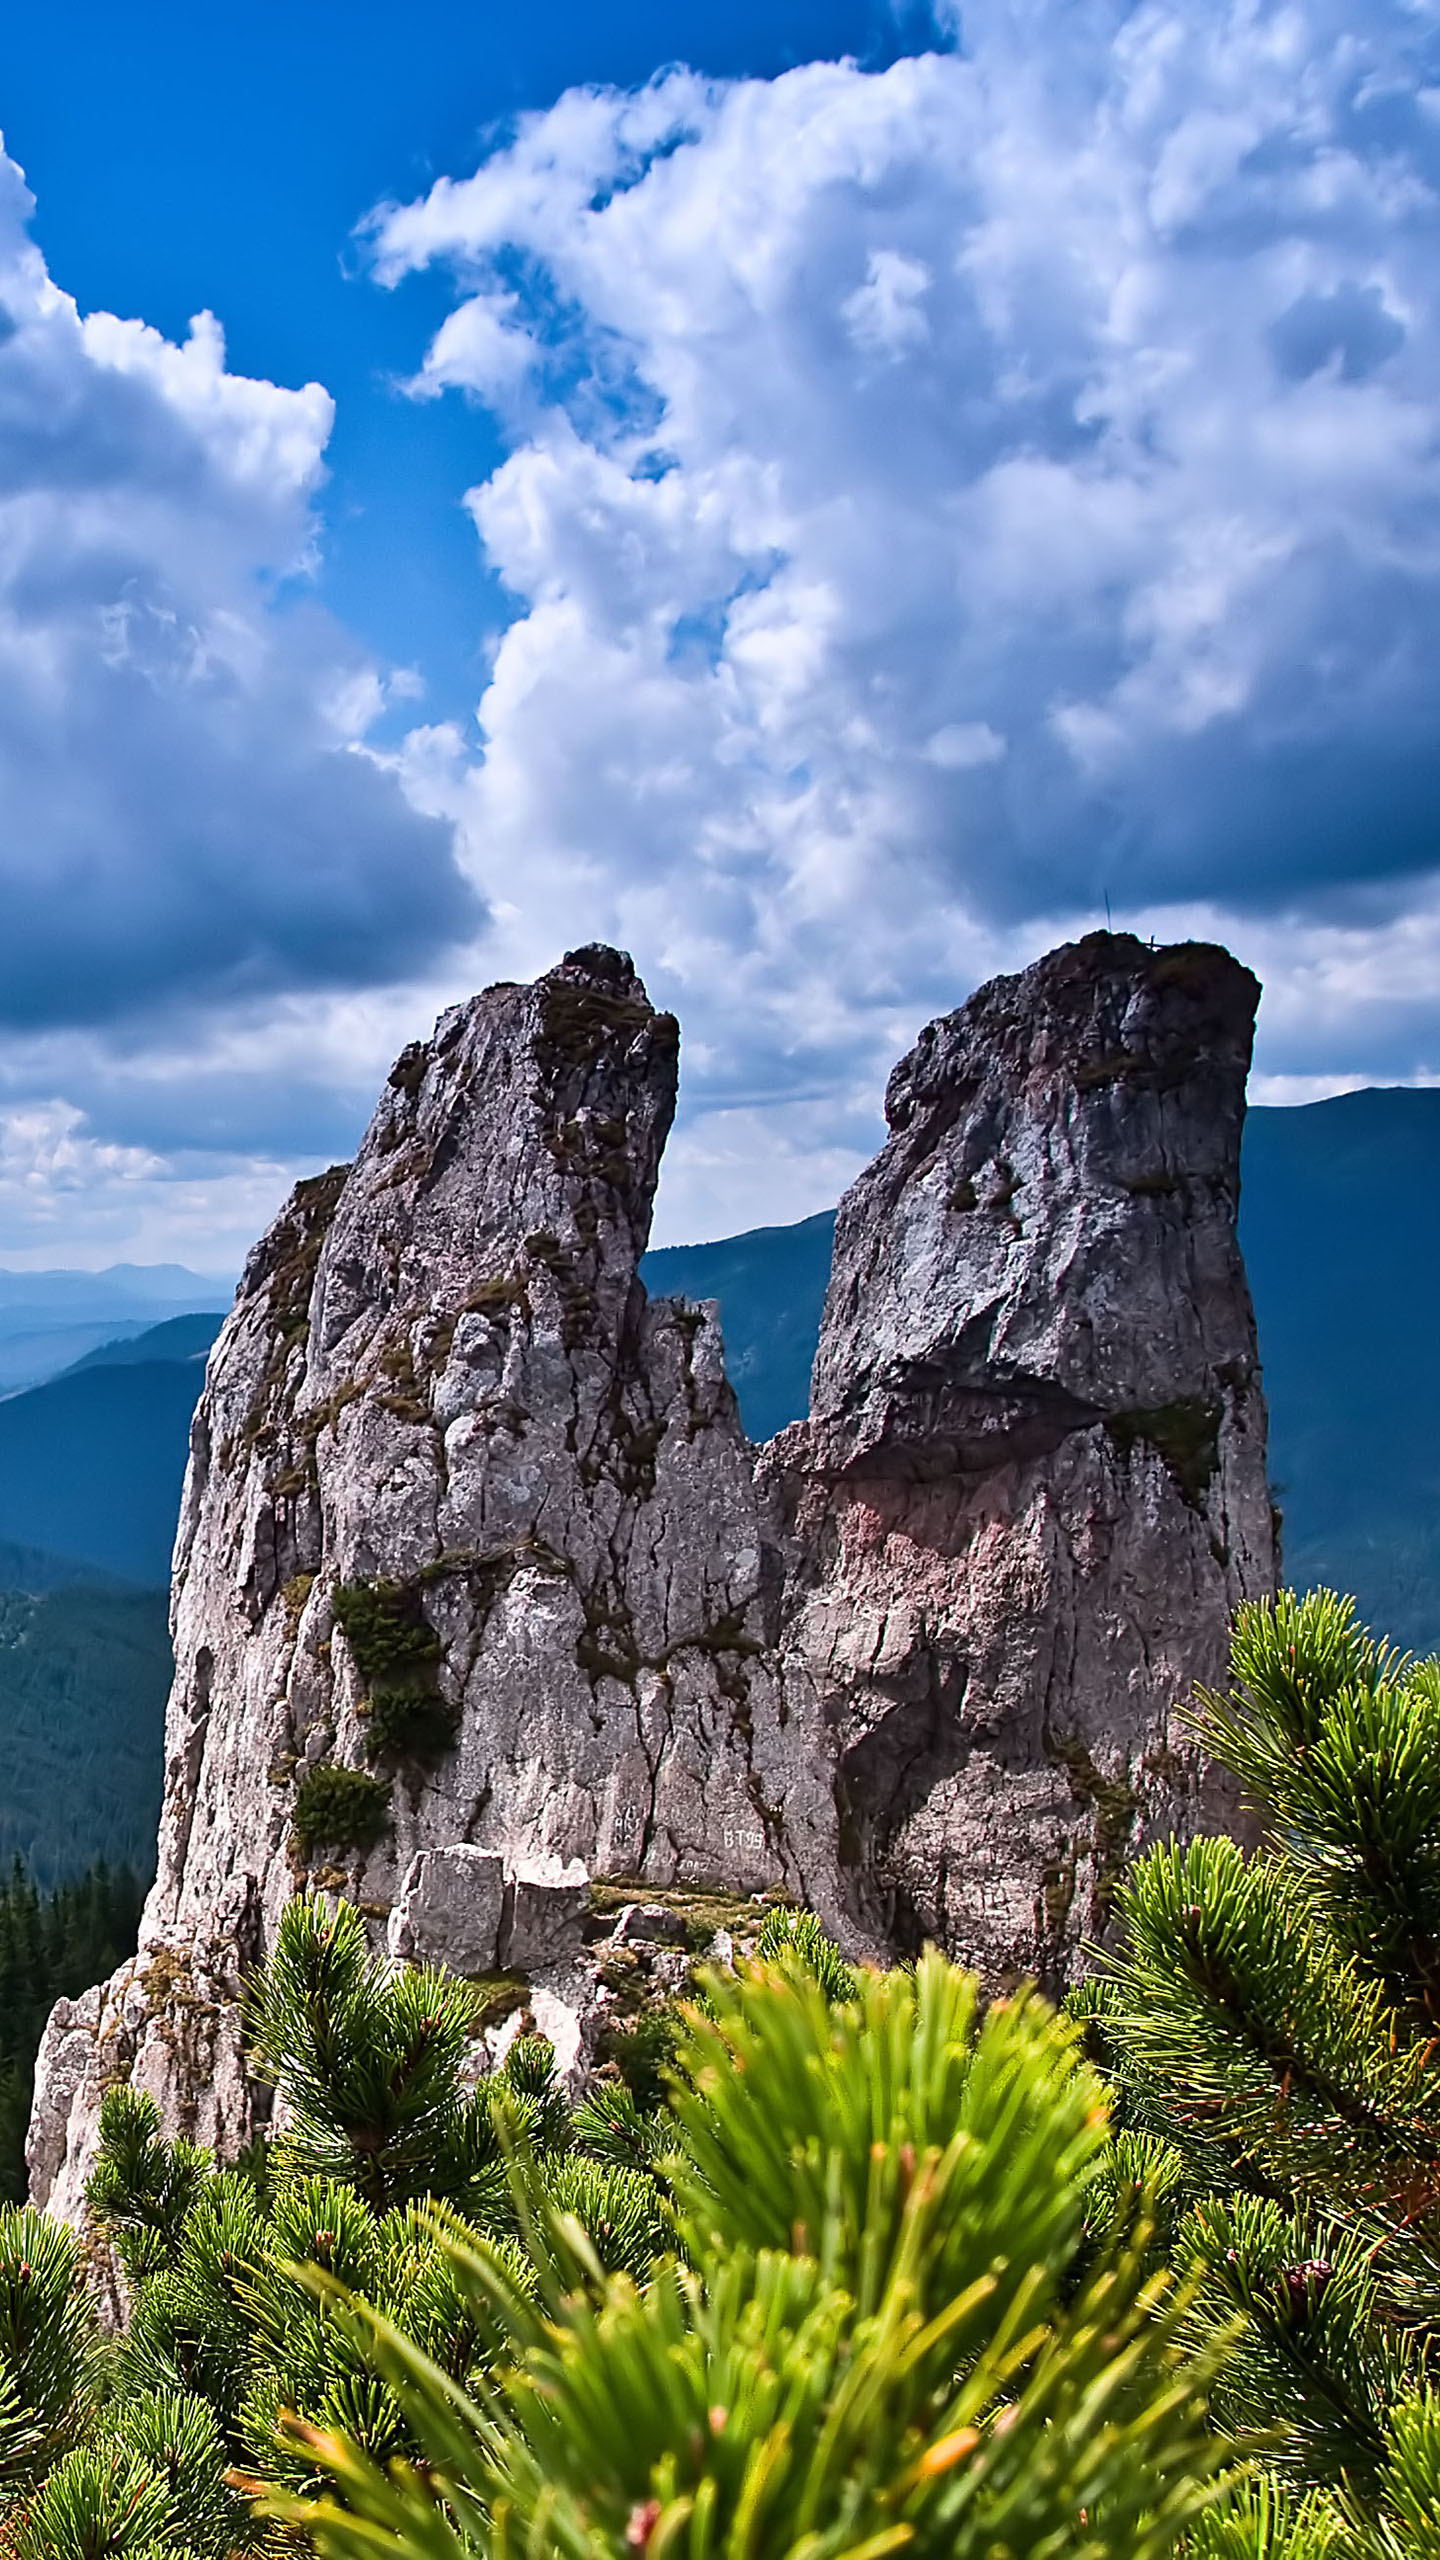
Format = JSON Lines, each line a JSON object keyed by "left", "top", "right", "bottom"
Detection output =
{"left": 367, "top": 0, "right": 1440, "bottom": 1232}
{"left": 0, "top": 142, "right": 478, "bottom": 1035}
{"left": 10, "top": 0, "right": 1440, "bottom": 1264}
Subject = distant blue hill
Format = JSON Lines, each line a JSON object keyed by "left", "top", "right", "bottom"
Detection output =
{"left": 59, "top": 1311, "right": 223, "bottom": 1377}
{"left": 0, "top": 1262, "right": 228, "bottom": 1394}
{"left": 1239, "top": 1090, "right": 1440, "bottom": 1654}
{"left": 642, "top": 1209, "right": 837, "bottom": 1444}
{"left": 0, "top": 1322, "right": 222, "bottom": 1588}
{"left": 0, "top": 1310, "right": 226, "bottom": 1882}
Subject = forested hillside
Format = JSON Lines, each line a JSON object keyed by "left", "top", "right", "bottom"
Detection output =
{"left": 0, "top": 1352, "right": 215, "bottom": 1586}
{"left": 0, "top": 1859, "right": 143, "bottom": 2200}
{"left": 0, "top": 1569, "right": 169, "bottom": 1883}
{"left": 0, "top": 1314, "right": 221, "bottom": 1884}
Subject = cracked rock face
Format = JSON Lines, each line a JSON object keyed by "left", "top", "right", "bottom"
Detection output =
{"left": 29, "top": 945, "right": 840, "bottom": 2219}
{"left": 29, "top": 930, "right": 1276, "bottom": 2215}
{"left": 762, "top": 932, "right": 1276, "bottom": 1984}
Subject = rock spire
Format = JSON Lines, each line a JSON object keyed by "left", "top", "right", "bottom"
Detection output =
{"left": 29, "top": 932, "right": 1275, "bottom": 2218}
{"left": 765, "top": 931, "right": 1275, "bottom": 1979}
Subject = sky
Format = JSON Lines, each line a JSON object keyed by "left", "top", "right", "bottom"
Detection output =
{"left": 0, "top": 0, "right": 1438, "bottom": 1271}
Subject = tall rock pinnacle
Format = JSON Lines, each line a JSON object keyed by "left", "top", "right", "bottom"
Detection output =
{"left": 28, "top": 947, "right": 838, "bottom": 2217}
{"left": 764, "top": 931, "right": 1276, "bottom": 1981}
{"left": 28, "top": 931, "right": 1275, "bottom": 2216}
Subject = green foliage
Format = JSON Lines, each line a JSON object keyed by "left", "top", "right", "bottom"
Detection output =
{"left": 1085, "top": 1589, "right": 1440, "bottom": 2546}
{"left": 0, "top": 1856, "right": 144, "bottom": 2201}
{"left": 7, "top": 2440, "right": 175, "bottom": 2557}
{"left": 279, "top": 1946, "right": 1229, "bottom": 2560}
{"left": 29, "top": 1592, "right": 1440, "bottom": 2560}
{"left": 87, "top": 2089, "right": 212, "bottom": 2289}
{"left": 49, "top": 1894, "right": 654, "bottom": 2548}
{"left": 289, "top": 1763, "right": 390, "bottom": 1858}
{"left": 333, "top": 1577, "right": 459, "bottom": 1768}
{"left": 755, "top": 1900, "right": 858, "bottom": 1999}
{"left": 245, "top": 1896, "right": 511, "bottom": 2214}
{"left": 0, "top": 2208, "right": 97, "bottom": 2488}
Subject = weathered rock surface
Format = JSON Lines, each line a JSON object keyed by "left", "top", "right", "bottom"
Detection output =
{"left": 763, "top": 932, "right": 1276, "bottom": 1983}
{"left": 29, "top": 929, "right": 1276, "bottom": 2214}
{"left": 27, "top": 1877, "right": 259, "bottom": 2229}
{"left": 30, "top": 945, "right": 840, "bottom": 2218}
{"left": 387, "top": 1846, "right": 507, "bottom": 1972}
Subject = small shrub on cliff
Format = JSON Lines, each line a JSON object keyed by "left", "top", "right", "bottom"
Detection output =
{"left": 333, "top": 1576, "right": 459, "bottom": 1769}
{"left": 290, "top": 1762, "right": 391, "bottom": 1858}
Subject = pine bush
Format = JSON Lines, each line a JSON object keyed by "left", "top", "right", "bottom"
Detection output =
{"left": 1081, "top": 1589, "right": 1440, "bottom": 2552}
{"left": 276, "top": 1946, "right": 1230, "bottom": 2560}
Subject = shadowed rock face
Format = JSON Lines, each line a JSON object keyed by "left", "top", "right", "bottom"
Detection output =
{"left": 762, "top": 932, "right": 1276, "bottom": 1983}
{"left": 29, "top": 931, "right": 1275, "bottom": 2216}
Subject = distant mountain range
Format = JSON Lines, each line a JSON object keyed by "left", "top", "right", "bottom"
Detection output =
{"left": 0, "top": 1085, "right": 1437, "bottom": 1880}
{"left": 0, "top": 1324, "right": 222, "bottom": 1587}
{"left": 0, "top": 1262, "right": 228, "bottom": 1396}
{"left": 0, "top": 1283, "right": 227, "bottom": 1882}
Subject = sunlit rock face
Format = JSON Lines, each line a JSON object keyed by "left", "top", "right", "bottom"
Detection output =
{"left": 762, "top": 932, "right": 1275, "bottom": 1985}
{"left": 28, "top": 945, "right": 841, "bottom": 2218}
{"left": 29, "top": 932, "right": 1275, "bottom": 2216}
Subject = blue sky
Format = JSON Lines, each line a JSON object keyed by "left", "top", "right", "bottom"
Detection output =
{"left": 0, "top": 0, "right": 1438, "bottom": 1267}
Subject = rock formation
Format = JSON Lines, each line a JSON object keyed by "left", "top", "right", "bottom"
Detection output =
{"left": 764, "top": 932, "right": 1275, "bottom": 1982}
{"left": 29, "top": 930, "right": 1275, "bottom": 2218}
{"left": 29, "top": 946, "right": 839, "bottom": 2218}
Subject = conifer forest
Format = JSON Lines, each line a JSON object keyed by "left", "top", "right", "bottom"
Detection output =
{"left": 0, "top": 1592, "right": 1436, "bottom": 2555}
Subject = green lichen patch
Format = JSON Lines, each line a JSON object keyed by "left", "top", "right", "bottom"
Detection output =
{"left": 266, "top": 1165, "right": 350, "bottom": 1342}
{"left": 291, "top": 1763, "right": 391, "bottom": 1857}
{"left": 465, "top": 1973, "right": 531, "bottom": 2028}
{"left": 536, "top": 975, "right": 665, "bottom": 1076}
{"left": 464, "top": 1272, "right": 530, "bottom": 1317}
{"left": 239, "top": 1161, "right": 350, "bottom": 1447}
{"left": 387, "top": 1040, "right": 428, "bottom": 1098}
{"left": 1106, "top": 1395, "right": 1222, "bottom": 1511}
{"left": 281, "top": 1573, "right": 315, "bottom": 1633}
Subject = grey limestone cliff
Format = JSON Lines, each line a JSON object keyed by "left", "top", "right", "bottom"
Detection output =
{"left": 29, "top": 946, "right": 838, "bottom": 2218}
{"left": 763, "top": 931, "right": 1276, "bottom": 1981}
{"left": 29, "top": 930, "right": 1276, "bottom": 2217}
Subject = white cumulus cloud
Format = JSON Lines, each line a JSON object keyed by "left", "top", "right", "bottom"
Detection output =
{"left": 0, "top": 140, "right": 478, "bottom": 1037}
{"left": 365, "top": 0, "right": 1440, "bottom": 1234}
